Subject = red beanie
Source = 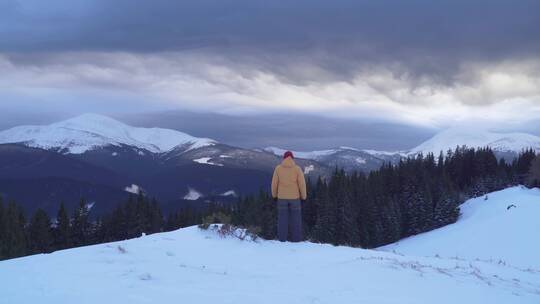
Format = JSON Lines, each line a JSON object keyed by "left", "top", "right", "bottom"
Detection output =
{"left": 283, "top": 151, "right": 294, "bottom": 159}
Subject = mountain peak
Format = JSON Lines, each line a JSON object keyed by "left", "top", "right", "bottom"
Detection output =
{"left": 0, "top": 114, "right": 216, "bottom": 154}
{"left": 410, "top": 127, "right": 540, "bottom": 155}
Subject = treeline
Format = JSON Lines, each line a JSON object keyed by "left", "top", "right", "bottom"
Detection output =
{"left": 229, "top": 147, "right": 538, "bottom": 248}
{"left": 0, "top": 147, "right": 538, "bottom": 261}
{"left": 0, "top": 194, "right": 204, "bottom": 261}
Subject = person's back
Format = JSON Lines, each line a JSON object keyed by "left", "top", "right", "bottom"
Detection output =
{"left": 271, "top": 151, "right": 307, "bottom": 242}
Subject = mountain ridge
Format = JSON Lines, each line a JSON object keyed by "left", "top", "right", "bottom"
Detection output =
{"left": 0, "top": 113, "right": 216, "bottom": 154}
{"left": 410, "top": 127, "right": 540, "bottom": 156}
{"left": 265, "top": 127, "right": 540, "bottom": 164}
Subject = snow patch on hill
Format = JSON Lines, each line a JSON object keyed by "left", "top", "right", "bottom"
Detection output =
{"left": 221, "top": 190, "right": 237, "bottom": 197}
{"left": 193, "top": 157, "right": 223, "bottom": 166}
{"left": 124, "top": 184, "right": 143, "bottom": 194}
{"left": 355, "top": 157, "right": 367, "bottom": 164}
{"left": 304, "top": 164, "right": 315, "bottom": 174}
{"left": 0, "top": 113, "right": 216, "bottom": 154}
{"left": 184, "top": 188, "right": 202, "bottom": 200}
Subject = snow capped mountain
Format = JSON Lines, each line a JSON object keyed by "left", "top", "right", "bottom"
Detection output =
{"left": 265, "top": 128, "right": 540, "bottom": 172}
{"left": 264, "top": 146, "right": 407, "bottom": 160}
{"left": 263, "top": 146, "right": 402, "bottom": 172}
{"left": 410, "top": 127, "right": 540, "bottom": 156}
{"left": 0, "top": 113, "right": 216, "bottom": 154}
{"left": 1, "top": 187, "right": 538, "bottom": 303}
{"left": 263, "top": 146, "right": 340, "bottom": 161}
{"left": 265, "top": 128, "right": 540, "bottom": 171}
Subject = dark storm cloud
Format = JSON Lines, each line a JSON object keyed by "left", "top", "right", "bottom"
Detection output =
{"left": 116, "top": 111, "right": 437, "bottom": 151}
{"left": 2, "top": 0, "right": 540, "bottom": 82}
{"left": 1, "top": 0, "right": 540, "bottom": 132}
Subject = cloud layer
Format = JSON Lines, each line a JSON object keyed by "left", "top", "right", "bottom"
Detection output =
{"left": 1, "top": 0, "right": 539, "bottom": 128}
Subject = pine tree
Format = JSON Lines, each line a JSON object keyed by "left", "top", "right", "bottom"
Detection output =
{"left": 136, "top": 192, "right": 150, "bottom": 235}
{"left": 302, "top": 177, "right": 321, "bottom": 239}
{"left": 149, "top": 198, "right": 164, "bottom": 234}
{"left": 71, "top": 199, "right": 90, "bottom": 247}
{"left": 28, "top": 209, "right": 53, "bottom": 254}
{"left": 0, "top": 196, "right": 5, "bottom": 260}
{"left": 514, "top": 149, "right": 536, "bottom": 184}
{"left": 2, "top": 201, "right": 27, "bottom": 259}
{"left": 165, "top": 211, "right": 180, "bottom": 231}
{"left": 258, "top": 190, "right": 276, "bottom": 240}
{"left": 527, "top": 156, "right": 540, "bottom": 187}
{"left": 311, "top": 179, "right": 335, "bottom": 244}
{"left": 54, "top": 202, "right": 71, "bottom": 250}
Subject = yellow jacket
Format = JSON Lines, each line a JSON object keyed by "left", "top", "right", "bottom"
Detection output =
{"left": 271, "top": 157, "right": 307, "bottom": 200}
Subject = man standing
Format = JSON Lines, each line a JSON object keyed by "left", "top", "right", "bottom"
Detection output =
{"left": 271, "top": 151, "right": 307, "bottom": 242}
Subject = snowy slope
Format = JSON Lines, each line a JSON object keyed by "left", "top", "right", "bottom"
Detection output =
{"left": 0, "top": 114, "right": 216, "bottom": 154}
{"left": 410, "top": 127, "right": 540, "bottom": 155}
{"left": 380, "top": 186, "right": 540, "bottom": 269}
{"left": 1, "top": 186, "right": 540, "bottom": 304}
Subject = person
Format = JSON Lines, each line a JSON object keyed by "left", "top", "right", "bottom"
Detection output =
{"left": 271, "top": 151, "right": 307, "bottom": 242}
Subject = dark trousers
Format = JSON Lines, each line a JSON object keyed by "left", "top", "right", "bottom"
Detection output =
{"left": 277, "top": 199, "right": 302, "bottom": 242}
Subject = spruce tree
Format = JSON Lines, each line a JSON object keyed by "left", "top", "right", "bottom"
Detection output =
{"left": 28, "top": 209, "right": 53, "bottom": 254}
{"left": 71, "top": 199, "right": 90, "bottom": 247}
{"left": 311, "top": 180, "right": 335, "bottom": 244}
{"left": 527, "top": 156, "right": 540, "bottom": 187}
{"left": 0, "top": 196, "right": 5, "bottom": 260}
{"left": 3, "top": 201, "right": 27, "bottom": 259}
{"left": 258, "top": 190, "right": 276, "bottom": 240}
{"left": 149, "top": 198, "right": 164, "bottom": 234}
{"left": 54, "top": 202, "right": 71, "bottom": 249}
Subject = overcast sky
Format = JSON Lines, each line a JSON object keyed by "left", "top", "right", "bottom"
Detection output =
{"left": 1, "top": 0, "right": 539, "bottom": 148}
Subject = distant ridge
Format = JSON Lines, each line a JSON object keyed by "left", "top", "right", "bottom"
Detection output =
{"left": 0, "top": 113, "right": 216, "bottom": 154}
{"left": 409, "top": 127, "right": 540, "bottom": 155}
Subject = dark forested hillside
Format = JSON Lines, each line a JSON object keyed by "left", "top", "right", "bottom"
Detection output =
{"left": 0, "top": 147, "right": 537, "bottom": 261}
{"left": 229, "top": 147, "right": 537, "bottom": 248}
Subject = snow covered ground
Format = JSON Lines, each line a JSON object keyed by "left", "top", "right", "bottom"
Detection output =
{"left": 193, "top": 157, "right": 224, "bottom": 166}
{"left": 0, "top": 187, "right": 539, "bottom": 303}
{"left": 380, "top": 186, "right": 540, "bottom": 269}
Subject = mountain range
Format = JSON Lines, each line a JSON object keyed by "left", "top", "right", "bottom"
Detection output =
{"left": 0, "top": 113, "right": 538, "bottom": 216}
{"left": 265, "top": 127, "right": 540, "bottom": 171}
{"left": 0, "top": 114, "right": 326, "bottom": 215}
